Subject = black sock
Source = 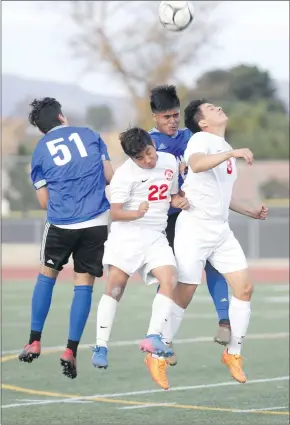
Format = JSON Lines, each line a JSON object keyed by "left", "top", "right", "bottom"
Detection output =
{"left": 219, "top": 319, "right": 230, "bottom": 326}
{"left": 29, "top": 330, "right": 42, "bottom": 345}
{"left": 67, "top": 340, "right": 79, "bottom": 357}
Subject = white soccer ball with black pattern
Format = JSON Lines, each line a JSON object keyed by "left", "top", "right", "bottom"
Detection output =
{"left": 159, "top": 1, "right": 194, "bottom": 32}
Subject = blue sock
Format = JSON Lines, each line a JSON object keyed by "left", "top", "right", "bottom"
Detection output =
{"left": 68, "top": 285, "right": 93, "bottom": 344}
{"left": 205, "top": 261, "right": 229, "bottom": 322}
{"left": 31, "top": 274, "right": 56, "bottom": 333}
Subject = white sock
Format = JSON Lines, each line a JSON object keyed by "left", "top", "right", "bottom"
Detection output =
{"left": 147, "top": 294, "right": 174, "bottom": 336}
{"left": 96, "top": 294, "right": 118, "bottom": 348}
{"left": 227, "top": 296, "right": 251, "bottom": 355}
{"left": 162, "top": 302, "right": 185, "bottom": 345}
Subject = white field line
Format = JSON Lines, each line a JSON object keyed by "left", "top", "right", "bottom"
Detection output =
{"left": 87, "top": 376, "right": 289, "bottom": 399}
{"left": 2, "top": 399, "right": 93, "bottom": 408}
{"left": 2, "top": 377, "right": 289, "bottom": 410}
{"left": 233, "top": 406, "right": 288, "bottom": 413}
{"left": 2, "top": 332, "right": 289, "bottom": 355}
{"left": 119, "top": 402, "right": 177, "bottom": 410}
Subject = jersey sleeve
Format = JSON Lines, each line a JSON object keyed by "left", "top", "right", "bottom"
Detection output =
{"left": 90, "top": 130, "right": 110, "bottom": 161}
{"left": 99, "top": 136, "right": 110, "bottom": 161}
{"left": 184, "top": 133, "right": 210, "bottom": 164}
{"left": 30, "top": 148, "right": 46, "bottom": 190}
{"left": 110, "top": 168, "right": 132, "bottom": 203}
{"left": 170, "top": 158, "right": 179, "bottom": 195}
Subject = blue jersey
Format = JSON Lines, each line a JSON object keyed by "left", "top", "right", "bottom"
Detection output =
{"left": 149, "top": 128, "right": 192, "bottom": 214}
{"left": 31, "top": 125, "right": 110, "bottom": 225}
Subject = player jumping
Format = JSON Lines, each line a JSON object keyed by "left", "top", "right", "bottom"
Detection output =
{"left": 149, "top": 85, "right": 231, "bottom": 350}
{"left": 91, "top": 127, "right": 189, "bottom": 390}
{"left": 172, "top": 99, "right": 268, "bottom": 383}
{"left": 18, "top": 97, "right": 114, "bottom": 379}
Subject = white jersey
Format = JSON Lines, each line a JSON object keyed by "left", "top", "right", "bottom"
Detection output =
{"left": 182, "top": 132, "right": 237, "bottom": 221}
{"left": 110, "top": 152, "right": 179, "bottom": 231}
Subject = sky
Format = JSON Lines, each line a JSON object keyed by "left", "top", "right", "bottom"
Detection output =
{"left": 2, "top": 1, "right": 289, "bottom": 96}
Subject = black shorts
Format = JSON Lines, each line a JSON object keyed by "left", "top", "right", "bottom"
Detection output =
{"left": 165, "top": 212, "right": 180, "bottom": 252}
{"left": 40, "top": 223, "right": 108, "bottom": 277}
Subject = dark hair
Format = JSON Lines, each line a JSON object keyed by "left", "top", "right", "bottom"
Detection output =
{"left": 184, "top": 99, "right": 207, "bottom": 134}
{"left": 119, "top": 127, "right": 154, "bottom": 158}
{"left": 28, "top": 97, "right": 63, "bottom": 133}
{"left": 150, "top": 85, "right": 180, "bottom": 113}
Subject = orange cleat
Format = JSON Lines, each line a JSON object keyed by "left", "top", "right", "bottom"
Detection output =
{"left": 144, "top": 353, "right": 169, "bottom": 390}
{"left": 222, "top": 349, "right": 246, "bottom": 383}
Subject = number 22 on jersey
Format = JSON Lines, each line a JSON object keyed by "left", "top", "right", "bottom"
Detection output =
{"left": 148, "top": 184, "right": 168, "bottom": 201}
{"left": 46, "top": 133, "right": 88, "bottom": 166}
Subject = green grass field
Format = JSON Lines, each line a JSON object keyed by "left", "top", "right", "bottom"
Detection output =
{"left": 2, "top": 280, "right": 289, "bottom": 425}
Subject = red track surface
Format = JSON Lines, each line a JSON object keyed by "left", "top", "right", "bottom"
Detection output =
{"left": 2, "top": 266, "right": 288, "bottom": 283}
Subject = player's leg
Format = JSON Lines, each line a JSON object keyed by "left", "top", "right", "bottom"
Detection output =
{"left": 157, "top": 210, "right": 189, "bottom": 365}
{"left": 205, "top": 261, "right": 231, "bottom": 345}
{"left": 92, "top": 229, "right": 141, "bottom": 369}
{"left": 139, "top": 233, "right": 178, "bottom": 356}
{"left": 162, "top": 281, "right": 197, "bottom": 352}
{"left": 61, "top": 225, "right": 107, "bottom": 378}
{"left": 209, "top": 230, "right": 252, "bottom": 383}
{"left": 155, "top": 212, "right": 179, "bottom": 296}
{"left": 168, "top": 212, "right": 230, "bottom": 345}
{"left": 19, "top": 223, "right": 71, "bottom": 363}
{"left": 139, "top": 234, "right": 177, "bottom": 390}
{"left": 162, "top": 213, "right": 206, "bottom": 353}
{"left": 92, "top": 265, "right": 129, "bottom": 369}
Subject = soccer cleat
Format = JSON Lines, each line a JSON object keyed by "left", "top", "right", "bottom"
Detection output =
{"left": 214, "top": 320, "right": 231, "bottom": 346}
{"left": 222, "top": 349, "right": 247, "bottom": 383}
{"left": 92, "top": 346, "right": 108, "bottom": 369}
{"left": 60, "top": 348, "right": 77, "bottom": 379}
{"left": 140, "top": 334, "right": 174, "bottom": 357}
{"left": 165, "top": 343, "right": 177, "bottom": 366}
{"left": 145, "top": 353, "right": 169, "bottom": 390}
{"left": 18, "top": 341, "right": 41, "bottom": 363}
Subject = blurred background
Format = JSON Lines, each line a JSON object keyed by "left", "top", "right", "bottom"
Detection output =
{"left": 2, "top": 1, "right": 289, "bottom": 272}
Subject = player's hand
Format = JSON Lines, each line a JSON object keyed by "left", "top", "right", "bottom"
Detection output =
{"left": 137, "top": 201, "right": 149, "bottom": 218}
{"left": 251, "top": 205, "right": 269, "bottom": 220}
{"left": 176, "top": 197, "right": 190, "bottom": 210}
{"left": 231, "top": 148, "right": 254, "bottom": 165}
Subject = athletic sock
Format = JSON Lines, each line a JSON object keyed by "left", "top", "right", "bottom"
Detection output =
{"left": 67, "top": 285, "right": 93, "bottom": 356}
{"left": 227, "top": 296, "right": 251, "bottom": 355}
{"left": 96, "top": 294, "right": 118, "bottom": 347}
{"left": 161, "top": 302, "right": 185, "bottom": 345}
{"left": 205, "top": 262, "right": 230, "bottom": 321}
{"left": 147, "top": 294, "right": 174, "bottom": 336}
{"left": 29, "top": 274, "right": 56, "bottom": 343}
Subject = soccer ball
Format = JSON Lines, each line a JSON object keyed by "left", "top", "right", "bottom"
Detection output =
{"left": 159, "top": 1, "right": 194, "bottom": 32}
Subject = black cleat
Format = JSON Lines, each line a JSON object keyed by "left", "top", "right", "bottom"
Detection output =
{"left": 214, "top": 320, "right": 231, "bottom": 346}
{"left": 18, "top": 341, "right": 41, "bottom": 363}
{"left": 60, "top": 348, "right": 77, "bottom": 379}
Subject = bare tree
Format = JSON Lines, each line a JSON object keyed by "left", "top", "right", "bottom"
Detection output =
{"left": 66, "top": 1, "right": 220, "bottom": 127}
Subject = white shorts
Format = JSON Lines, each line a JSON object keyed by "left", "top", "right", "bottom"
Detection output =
{"left": 174, "top": 211, "right": 248, "bottom": 285}
{"left": 103, "top": 225, "right": 176, "bottom": 285}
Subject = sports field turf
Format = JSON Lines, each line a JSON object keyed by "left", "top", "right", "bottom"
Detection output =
{"left": 2, "top": 280, "right": 289, "bottom": 424}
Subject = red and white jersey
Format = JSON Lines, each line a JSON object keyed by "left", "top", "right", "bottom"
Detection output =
{"left": 182, "top": 132, "right": 237, "bottom": 221}
{"left": 110, "top": 152, "right": 179, "bottom": 231}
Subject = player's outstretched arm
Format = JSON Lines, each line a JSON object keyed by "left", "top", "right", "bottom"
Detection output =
{"left": 188, "top": 151, "right": 232, "bottom": 173}
{"left": 230, "top": 197, "right": 268, "bottom": 219}
{"left": 36, "top": 186, "right": 49, "bottom": 210}
{"left": 188, "top": 148, "right": 253, "bottom": 173}
{"left": 110, "top": 202, "right": 149, "bottom": 221}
